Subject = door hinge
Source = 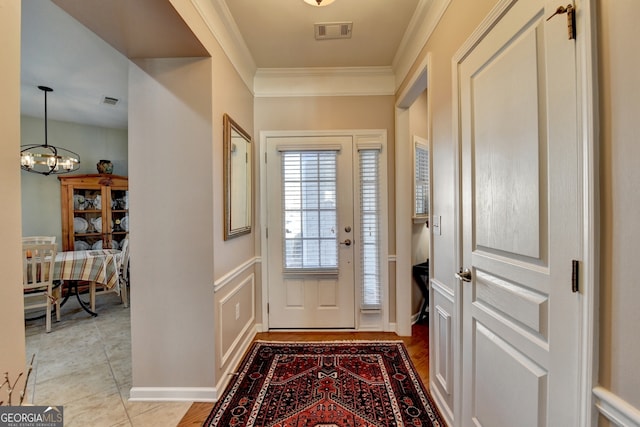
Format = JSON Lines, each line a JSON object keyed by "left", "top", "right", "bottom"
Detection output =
{"left": 546, "top": 4, "right": 576, "bottom": 40}
{"left": 266, "top": 228, "right": 268, "bottom": 239}
{"left": 264, "top": 152, "right": 267, "bottom": 163}
{"left": 571, "top": 259, "right": 580, "bottom": 293}
{"left": 267, "top": 303, "right": 269, "bottom": 314}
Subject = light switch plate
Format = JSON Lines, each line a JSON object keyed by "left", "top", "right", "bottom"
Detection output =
{"left": 432, "top": 215, "right": 442, "bottom": 235}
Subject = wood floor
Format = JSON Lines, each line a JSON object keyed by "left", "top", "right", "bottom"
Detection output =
{"left": 177, "top": 323, "right": 430, "bottom": 426}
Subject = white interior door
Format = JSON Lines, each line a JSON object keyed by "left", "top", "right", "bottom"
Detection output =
{"left": 266, "top": 136, "right": 355, "bottom": 328}
{"left": 459, "top": 1, "right": 581, "bottom": 425}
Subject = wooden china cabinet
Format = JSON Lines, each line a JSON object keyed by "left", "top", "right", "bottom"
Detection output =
{"left": 58, "top": 174, "right": 129, "bottom": 251}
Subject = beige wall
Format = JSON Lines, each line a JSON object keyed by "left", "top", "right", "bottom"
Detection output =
{"left": 20, "top": 116, "right": 127, "bottom": 249}
{"left": 597, "top": 0, "right": 640, "bottom": 414}
{"left": 398, "top": 0, "right": 497, "bottom": 296}
{"left": 0, "top": 0, "right": 28, "bottom": 402}
{"left": 129, "top": 57, "right": 216, "bottom": 392}
{"left": 115, "top": 0, "right": 257, "bottom": 398}
{"left": 255, "top": 95, "right": 397, "bottom": 321}
{"left": 409, "top": 90, "right": 429, "bottom": 315}
{"left": 208, "top": 22, "right": 256, "bottom": 384}
{"left": 210, "top": 43, "right": 255, "bottom": 283}
{"left": 396, "top": 0, "right": 508, "bottom": 418}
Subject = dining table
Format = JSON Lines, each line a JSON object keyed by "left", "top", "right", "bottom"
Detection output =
{"left": 53, "top": 249, "right": 121, "bottom": 316}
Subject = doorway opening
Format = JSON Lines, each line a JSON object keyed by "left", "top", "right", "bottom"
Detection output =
{"left": 260, "top": 130, "right": 389, "bottom": 332}
{"left": 395, "top": 55, "right": 431, "bottom": 337}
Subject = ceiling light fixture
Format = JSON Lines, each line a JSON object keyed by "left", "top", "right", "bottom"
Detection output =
{"left": 303, "top": 0, "right": 336, "bottom": 7}
{"left": 20, "top": 86, "right": 81, "bottom": 175}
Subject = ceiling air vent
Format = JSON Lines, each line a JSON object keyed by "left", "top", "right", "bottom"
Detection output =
{"left": 102, "top": 96, "right": 119, "bottom": 106}
{"left": 314, "top": 22, "right": 352, "bottom": 40}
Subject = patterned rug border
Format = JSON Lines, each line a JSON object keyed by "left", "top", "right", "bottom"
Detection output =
{"left": 207, "top": 339, "right": 445, "bottom": 426}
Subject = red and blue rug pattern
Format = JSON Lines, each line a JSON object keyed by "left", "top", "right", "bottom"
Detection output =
{"left": 205, "top": 341, "right": 445, "bottom": 426}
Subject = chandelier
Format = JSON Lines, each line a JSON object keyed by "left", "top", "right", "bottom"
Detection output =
{"left": 303, "top": 0, "right": 336, "bottom": 6}
{"left": 20, "top": 86, "right": 81, "bottom": 175}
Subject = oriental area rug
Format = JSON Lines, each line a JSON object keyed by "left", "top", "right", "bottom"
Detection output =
{"left": 205, "top": 341, "right": 445, "bottom": 426}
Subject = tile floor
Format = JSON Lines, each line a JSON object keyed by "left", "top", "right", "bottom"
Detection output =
{"left": 25, "top": 293, "right": 192, "bottom": 426}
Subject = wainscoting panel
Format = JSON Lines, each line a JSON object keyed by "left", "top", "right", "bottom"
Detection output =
{"left": 435, "top": 304, "right": 452, "bottom": 394}
{"left": 430, "top": 279, "right": 454, "bottom": 422}
{"left": 593, "top": 386, "right": 640, "bottom": 427}
{"left": 217, "top": 273, "right": 255, "bottom": 368}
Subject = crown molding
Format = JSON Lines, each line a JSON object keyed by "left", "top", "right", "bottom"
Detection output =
{"left": 189, "top": 0, "right": 450, "bottom": 97}
{"left": 392, "top": 0, "right": 452, "bottom": 90}
{"left": 254, "top": 66, "right": 395, "bottom": 98}
{"left": 190, "top": 0, "right": 256, "bottom": 92}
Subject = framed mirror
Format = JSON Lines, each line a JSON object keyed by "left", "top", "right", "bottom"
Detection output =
{"left": 223, "top": 114, "right": 252, "bottom": 240}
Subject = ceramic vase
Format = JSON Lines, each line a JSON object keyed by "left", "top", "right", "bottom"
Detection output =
{"left": 97, "top": 159, "right": 113, "bottom": 174}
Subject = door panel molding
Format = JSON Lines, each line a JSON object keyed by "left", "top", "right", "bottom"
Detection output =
{"left": 473, "top": 320, "right": 548, "bottom": 427}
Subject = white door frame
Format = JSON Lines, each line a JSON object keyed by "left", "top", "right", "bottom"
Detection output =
{"left": 450, "top": 0, "right": 599, "bottom": 425}
{"left": 259, "top": 129, "right": 389, "bottom": 332}
{"left": 395, "top": 54, "right": 432, "bottom": 337}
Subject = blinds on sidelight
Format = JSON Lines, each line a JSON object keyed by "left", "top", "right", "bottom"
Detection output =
{"left": 359, "top": 148, "right": 381, "bottom": 310}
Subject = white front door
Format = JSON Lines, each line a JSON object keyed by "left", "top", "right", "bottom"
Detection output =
{"left": 458, "top": 0, "right": 581, "bottom": 425}
{"left": 266, "top": 136, "right": 355, "bottom": 328}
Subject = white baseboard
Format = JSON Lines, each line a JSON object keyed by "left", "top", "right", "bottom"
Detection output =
{"left": 387, "top": 322, "right": 397, "bottom": 333}
{"left": 129, "top": 325, "right": 259, "bottom": 403}
{"left": 213, "top": 325, "right": 259, "bottom": 397}
{"left": 429, "top": 379, "right": 454, "bottom": 426}
{"left": 593, "top": 386, "right": 640, "bottom": 426}
{"left": 129, "top": 387, "right": 217, "bottom": 402}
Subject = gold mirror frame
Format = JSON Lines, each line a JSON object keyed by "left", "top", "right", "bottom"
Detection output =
{"left": 223, "top": 114, "right": 252, "bottom": 240}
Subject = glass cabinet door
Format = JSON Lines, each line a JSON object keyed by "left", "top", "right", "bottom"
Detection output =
{"left": 109, "top": 187, "right": 129, "bottom": 250}
{"left": 71, "top": 186, "right": 104, "bottom": 250}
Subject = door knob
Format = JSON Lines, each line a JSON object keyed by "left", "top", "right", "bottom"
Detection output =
{"left": 455, "top": 268, "right": 472, "bottom": 282}
{"left": 339, "top": 239, "right": 352, "bottom": 246}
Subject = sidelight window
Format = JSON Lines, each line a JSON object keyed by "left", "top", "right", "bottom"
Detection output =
{"left": 359, "top": 148, "right": 381, "bottom": 310}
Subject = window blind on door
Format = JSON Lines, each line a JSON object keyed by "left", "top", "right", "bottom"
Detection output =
{"left": 282, "top": 151, "right": 338, "bottom": 272}
{"left": 359, "top": 148, "right": 381, "bottom": 309}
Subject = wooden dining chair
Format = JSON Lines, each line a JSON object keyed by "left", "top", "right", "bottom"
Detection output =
{"left": 118, "top": 236, "right": 130, "bottom": 302}
{"left": 90, "top": 236, "right": 129, "bottom": 311}
{"left": 22, "top": 242, "right": 60, "bottom": 333}
{"left": 22, "top": 235, "right": 56, "bottom": 245}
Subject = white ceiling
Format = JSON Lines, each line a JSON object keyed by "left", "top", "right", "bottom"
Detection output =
{"left": 225, "top": 0, "right": 420, "bottom": 68}
{"left": 21, "top": 0, "right": 130, "bottom": 129}
{"left": 20, "top": 0, "right": 422, "bottom": 129}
